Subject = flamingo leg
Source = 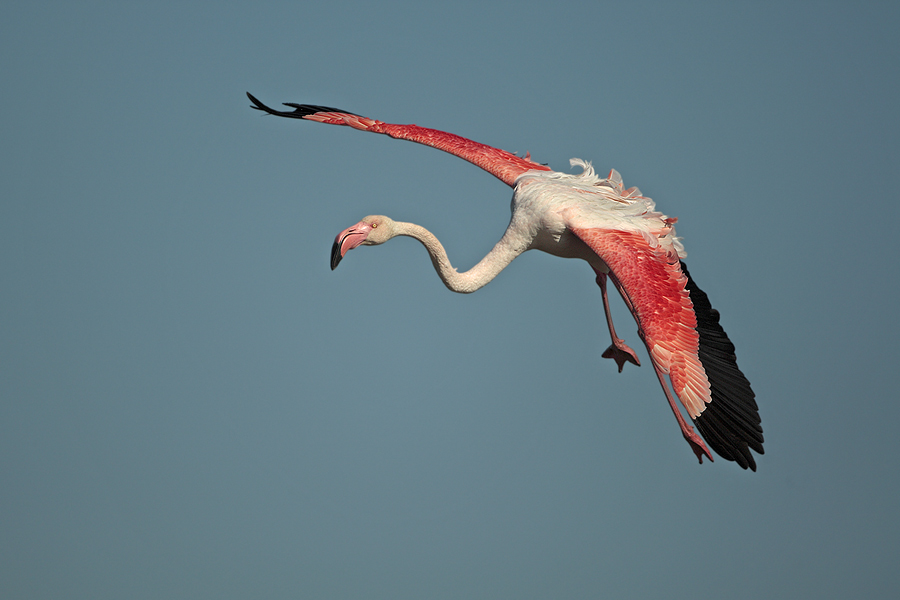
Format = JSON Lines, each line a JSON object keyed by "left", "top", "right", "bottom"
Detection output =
{"left": 594, "top": 269, "right": 640, "bottom": 372}
{"left": 605, "top": 270, "right": 712, "bottom": 463}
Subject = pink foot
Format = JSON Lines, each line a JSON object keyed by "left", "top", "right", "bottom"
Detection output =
{"left": 682, "top": 424, "right": 714, "bottom": 464}
{"left": 601, "top": 340, "right": 641, "bottom": 373}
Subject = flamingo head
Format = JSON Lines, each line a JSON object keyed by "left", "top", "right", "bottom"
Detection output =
{"left": 330, "top": 215, "right": 396, "bottom": 270}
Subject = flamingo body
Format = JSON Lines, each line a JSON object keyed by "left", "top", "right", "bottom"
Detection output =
{"left": 248, "top": 93, "right": 763, "bottom": 470}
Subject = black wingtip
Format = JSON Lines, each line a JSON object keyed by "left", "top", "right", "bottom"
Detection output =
{"left": 682, "top": 261, "right": 764, "bottom": 471}
{"left": 246, "top": 92, "right": 354, "bottom": 119}
{"left": 246, "top": 91, "right": 276, "bottom": 114}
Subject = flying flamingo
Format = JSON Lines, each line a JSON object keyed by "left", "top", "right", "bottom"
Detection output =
{"left": 247, "top": 92, "right": 764, "bottom": 470}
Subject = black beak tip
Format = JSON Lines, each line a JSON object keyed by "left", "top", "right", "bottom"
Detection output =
{"left": 330, "top": 241, "right": 342, "bottom": 271}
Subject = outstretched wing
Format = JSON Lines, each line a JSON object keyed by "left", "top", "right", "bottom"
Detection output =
{"left": 569, "top": 226, "right": 763, "bottom": 470}
{"left": 247, "top": 92, "right": 550, "bottom": 187}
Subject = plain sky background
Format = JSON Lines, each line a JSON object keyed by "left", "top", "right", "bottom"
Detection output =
{"left": 2, "top": 1, "right": 898, "bottom": 598}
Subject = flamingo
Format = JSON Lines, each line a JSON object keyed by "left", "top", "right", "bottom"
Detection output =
{"left": 247, "top": 92, "right": 764, "bottom": 470}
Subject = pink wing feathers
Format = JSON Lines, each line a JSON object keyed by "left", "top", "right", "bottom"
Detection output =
{"left": 569, "top": 226, "right": 711, "bottom": 417}
{"left": 247, "top": 93, "right": 550, "bottom": 187}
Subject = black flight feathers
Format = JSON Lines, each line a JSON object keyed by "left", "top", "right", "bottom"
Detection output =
{"left": 246, "top": 92, "right": 354, "bottom": 119}
{"left": 681, "top": 261, "right": 764, "bottom": 471}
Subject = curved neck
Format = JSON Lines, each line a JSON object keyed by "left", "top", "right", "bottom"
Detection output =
{"left": 394, "top": 222, "right": 527, "bottom": 294}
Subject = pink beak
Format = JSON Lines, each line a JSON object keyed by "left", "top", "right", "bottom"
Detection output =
{"left": 330, "top": 221, "right": 373, "bottom": 270}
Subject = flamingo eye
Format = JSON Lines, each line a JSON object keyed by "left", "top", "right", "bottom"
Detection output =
{"left": 371, "top": 222, "right": 378, "bottom": 228}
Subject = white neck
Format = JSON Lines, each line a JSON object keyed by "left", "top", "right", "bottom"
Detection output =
{"left": 394, "top": 221, "right": 527, "bottom": 294}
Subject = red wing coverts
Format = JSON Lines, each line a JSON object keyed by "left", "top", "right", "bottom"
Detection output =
{"left": 570, "top": 227, "right": 709, "bottom": 410}
{"left": 247, "top": 92, "right": 551, "bottom": 187}
{"left": 681, "top": 262, "right": 764, "bottom": 471}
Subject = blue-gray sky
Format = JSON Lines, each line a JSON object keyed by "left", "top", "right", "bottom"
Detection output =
{"left": 2, "top": 1, "right": 898, "bottom": 598}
